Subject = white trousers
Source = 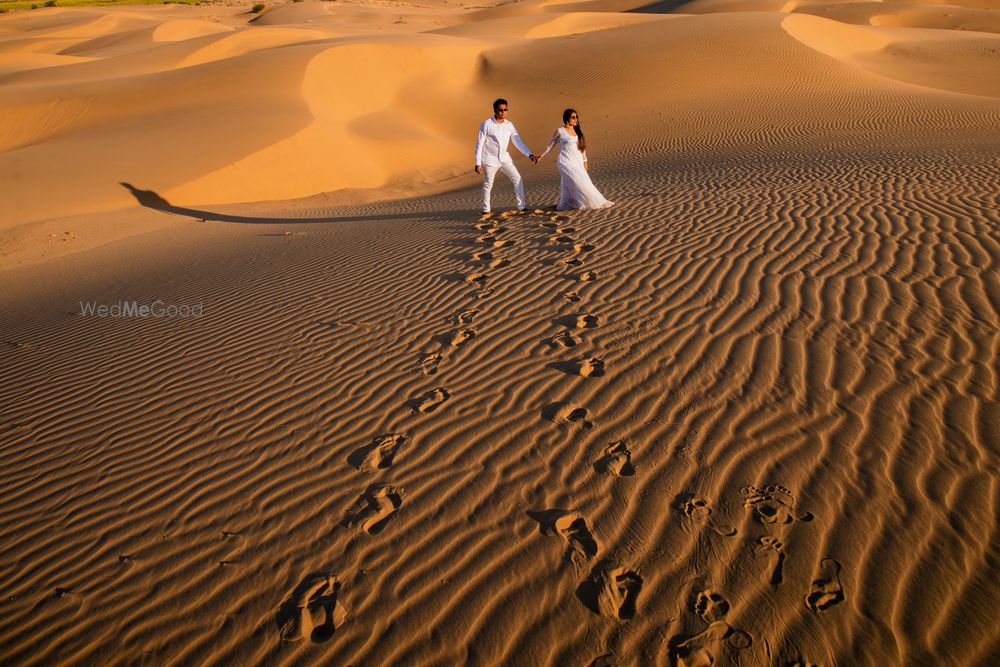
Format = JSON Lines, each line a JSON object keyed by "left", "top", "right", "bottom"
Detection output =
{"left": 482, "top": 160, "right": 525, "bottom": 212}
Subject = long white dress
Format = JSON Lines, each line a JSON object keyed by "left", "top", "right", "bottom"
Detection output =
{"left": 540, "top": 127, "right": 613, "bottom": 211}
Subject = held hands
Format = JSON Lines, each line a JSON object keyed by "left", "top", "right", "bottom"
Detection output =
{"left": 529, "top": 154, "right": 539, "bottom": 164}
{"left": 474, "top": 165, "right": 482, "bottom": 175}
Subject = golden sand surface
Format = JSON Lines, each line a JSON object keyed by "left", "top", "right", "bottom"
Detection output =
{"left": 1, "top": 1, "right": 998, "bottom": 664}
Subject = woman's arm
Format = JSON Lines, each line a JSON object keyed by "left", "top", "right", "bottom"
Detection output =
{"left": 582, "top": 149, "right": 588, "bottom": 170}
{"left": 537, "top": 130, "right": 559, "bottom": 160}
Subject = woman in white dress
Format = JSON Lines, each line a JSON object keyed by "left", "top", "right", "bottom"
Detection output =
{"left": 536, "top": 108, "right": 613, "bottom": 211}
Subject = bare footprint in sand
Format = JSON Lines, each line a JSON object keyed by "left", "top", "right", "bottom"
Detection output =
{"left": 493, "top": 239, "right": 516, "bottom": 248}
{"left": 420, "top": 353, "right": 443, "bottom": 375}
{"left": 529, "top": 509, "right": 600, "bottom": 563}
{"left": 465, "top": 273, "right": 488, "bottom": 285}
{"left": 562, "top": 257, "right": 584, "bottom": 266}
{"left": 806, "top": 558, "right": 844, "bottom": 612}
{"left": 550, "top": 234, "right": 576, "bottom": 244}
{"left": 578, "top": 270, "right": 598, "bottom": 281}
{"left": 594, "top": 440, "right": 635, "bottom": 476}
{"left": 541, "top": 221, "right": 559, "bottom": 229}
{"left": 476, "top": 234, "right": 497, "bottom": 244}
{"left": 574, "top": 242, "right": 595, "bottom": 253}
{"left": 343, "top": 485, "right": 404, "bottom": 534}
{"left": 562, "top": 291, "right": 581, "bottom": 303}
{"left": 455, "top": 309, "right": 480, "bottom": 325}
{"left": 676, "top": 494, "right": 736, "bottom": 537}
{"left": 543, "top": 402, "right": 595, "bottom": 429}
{"left": 489, "top": 258, "right": 510, "bottom": 268}
{"left": 578, "top": 562, "right": 643, "bottom": 621}
{"left": 551, "top": 356, "right": 605, "bottom": 377}
{"left": 742, "top": 485, "right": 813, "bottom": 525}
{"left": 472, "top": 249, "right": 494, "bottom": 261}
{"left": 668, "top": 620, "right": 752, "bottom": 667}
{"left": 348, "top": 434, "right": 406, "bottom": 471}
{"left": 548, "top": 330, "right": 581, "bottom": 348}
{"left": 277, "top": 573, "right": 347, "bottom": 643}
{"left": 476, "top": 288, "right": 494, "bottom": 299}
{"left": 555, "top": 313, "right": 599, "bottom": 329}
{"left": 692, "top": 589, "right": 730, "bottom": 623}
{"left": 753, "top": 536, "right": 786, "bottom": 585}
{"left": 408, "top": 388, "right": 451, "bottom": 413}
{"left": 440, "top": 328, "right": 476, "bottom": 347}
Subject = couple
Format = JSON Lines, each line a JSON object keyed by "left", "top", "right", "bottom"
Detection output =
{"left": 474, "top": 98, "right": 613, "bottom": 214}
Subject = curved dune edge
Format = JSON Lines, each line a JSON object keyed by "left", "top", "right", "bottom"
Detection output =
{"left": 168, "top": 36, "right": 485, "bottom": 205}
{"left": 781, "top": 13, "right": 1000, "bottom": 98}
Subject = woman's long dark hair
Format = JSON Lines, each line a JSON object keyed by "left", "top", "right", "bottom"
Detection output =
{"left": 563, "top": 108, "right": 586, "bottom": 152}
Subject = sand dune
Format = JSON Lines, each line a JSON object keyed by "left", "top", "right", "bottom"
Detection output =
{"left": 1, "top": 1, "right": 999, "bottom": 665}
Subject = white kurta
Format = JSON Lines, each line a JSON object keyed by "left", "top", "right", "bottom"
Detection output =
{"left": 540, "top": 127, "right": 613, "bottom": 211}
{"left": 474, "top": 118, "right": 533, "bottom": 167}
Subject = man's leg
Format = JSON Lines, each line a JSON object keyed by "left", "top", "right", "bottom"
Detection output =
{"left": 481, "top": 164, "right": 500, "bottom": 213}
{"left": 500, "top": 160, "right": 526, "bottom": 211}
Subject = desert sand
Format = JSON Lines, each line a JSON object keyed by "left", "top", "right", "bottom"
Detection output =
{"left": 1, "top": 0, "right": 999, "bottom": 665}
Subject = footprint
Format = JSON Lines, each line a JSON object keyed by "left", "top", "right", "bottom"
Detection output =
{"left": 573, "top": 242, "right": 595, "bottom": 253}
{"left": 479, "top": 213, "right": 494, "bottom": 222}
{"left": 548, "top": 330, "right": 580, "bottom": 348}
{"left": 595, "top": 440, "right": 635, "bottom": 476}
{"left": 441, "top": 328, "right": 476, "bottom": 347}
{"left": 476, "top": 234, "right": 497, "bottom": 244}
{"left": 541, "top": 221, "right": 559, "bottom": 229}
{"left": 488, "top": 258, "right": 510, "bottom": 268}
{"left": 408, "top": 388, "right": 451, "bottom": 413}
{"left": 475, "top": 222, "right": 506, "bottom": 233}
{"left": 681, "top": 496, "right": 713, "bottom": 521}
{"left": 465, "top": 273, "right": 488, "bottom": 285}
{"left": 276, "top": 573, "right": 347, "bottom": 643}
{"left": 668, "top": 620, "right": 751, "bottom": 667}
{"left": 676, "top": 494, "right": 736, "bottom": 537}
{"left": 420, "top": 353, "right": 443, "bottom": 375}
{"left": 742, "top": 485, "right": 813, "bottom": 525}
{"left": 556, "top": 313, "right": 599, "bottom": 329}
{"left": 455, "top": 309, "right": 480, "bottom": 325}
{"left": 542, "top": 402, "right": 594, "bottom": 430}
{"left": 550, "top": 234, "right": 576, "bottom": 244}
{"left": 556, "top": 227, "right": 576, "bottom": 234}
{"left": 562, "top": 257, "right": 584, "bottom": 266}
{"left": 472, "top": 249, "right": 494, "bottom": 261}
{"left": 493, "top": 239, "right": 516, "bottom": 248}
{"left": 475, "top": 288, "right": 494, "bottom": 299}
{"left": 753, "top": 536, "right": 786, "bottom": 585}
{"left": 551, "top": 356, "right": 605, "bottom": 377}
{"left": 578, "top": 270, "right": 598, "bottom": 281}
{"left": 575, "top": 357, "right": 605, "bottom": 377}
{"left": 529, "top": 509, "right": 600, "bottom": 563}
{"left": 578, "top": 563, "right": 642, "bottom": 621}
{"left": 562, "top": 291, "right": 581, "bottom": 303}
{"left": 692, "top": 589, "right": 730, "bottom": 623}
{"left": 347, "top": 434, "right": 406, "bottom": 471}
{"left": 805, "top": 559, "right": 844, "bottom": 612}
{"left": 343, "top": 485, "right": 404, "bottom": 534}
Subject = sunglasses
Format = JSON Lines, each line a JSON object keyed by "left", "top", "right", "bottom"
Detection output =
{"left": 497, "top": 108, "right": 509, "bottom": 112}
{"left": 570, "top": 115, "right": 578, "bottom": 119}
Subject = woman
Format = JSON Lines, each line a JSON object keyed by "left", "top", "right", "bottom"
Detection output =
{"left": 536, "top": 108, "right": 613, "bottom": 211}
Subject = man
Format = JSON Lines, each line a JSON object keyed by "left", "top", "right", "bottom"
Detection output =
{"left": 474, "top": 98, "right": 537, "bottom": 214}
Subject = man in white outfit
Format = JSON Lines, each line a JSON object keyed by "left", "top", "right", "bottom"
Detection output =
{"left": 474, "top": 98, "right": 537, "bottom": 214}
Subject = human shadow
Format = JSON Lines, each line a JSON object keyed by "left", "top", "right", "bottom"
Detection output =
{"left": 119, "top": 182, "right": 469, "bottom": 225}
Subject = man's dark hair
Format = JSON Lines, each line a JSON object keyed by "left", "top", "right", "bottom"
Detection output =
{"left": 493, "top": 98, "right": 508, "bottom": 113}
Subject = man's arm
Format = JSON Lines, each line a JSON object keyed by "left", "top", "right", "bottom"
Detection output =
{"left": 474, "top": 121, "right": 487, "bottom": 173}
{"left": 509, "top": 123, "right": 535, "bottom": 160}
